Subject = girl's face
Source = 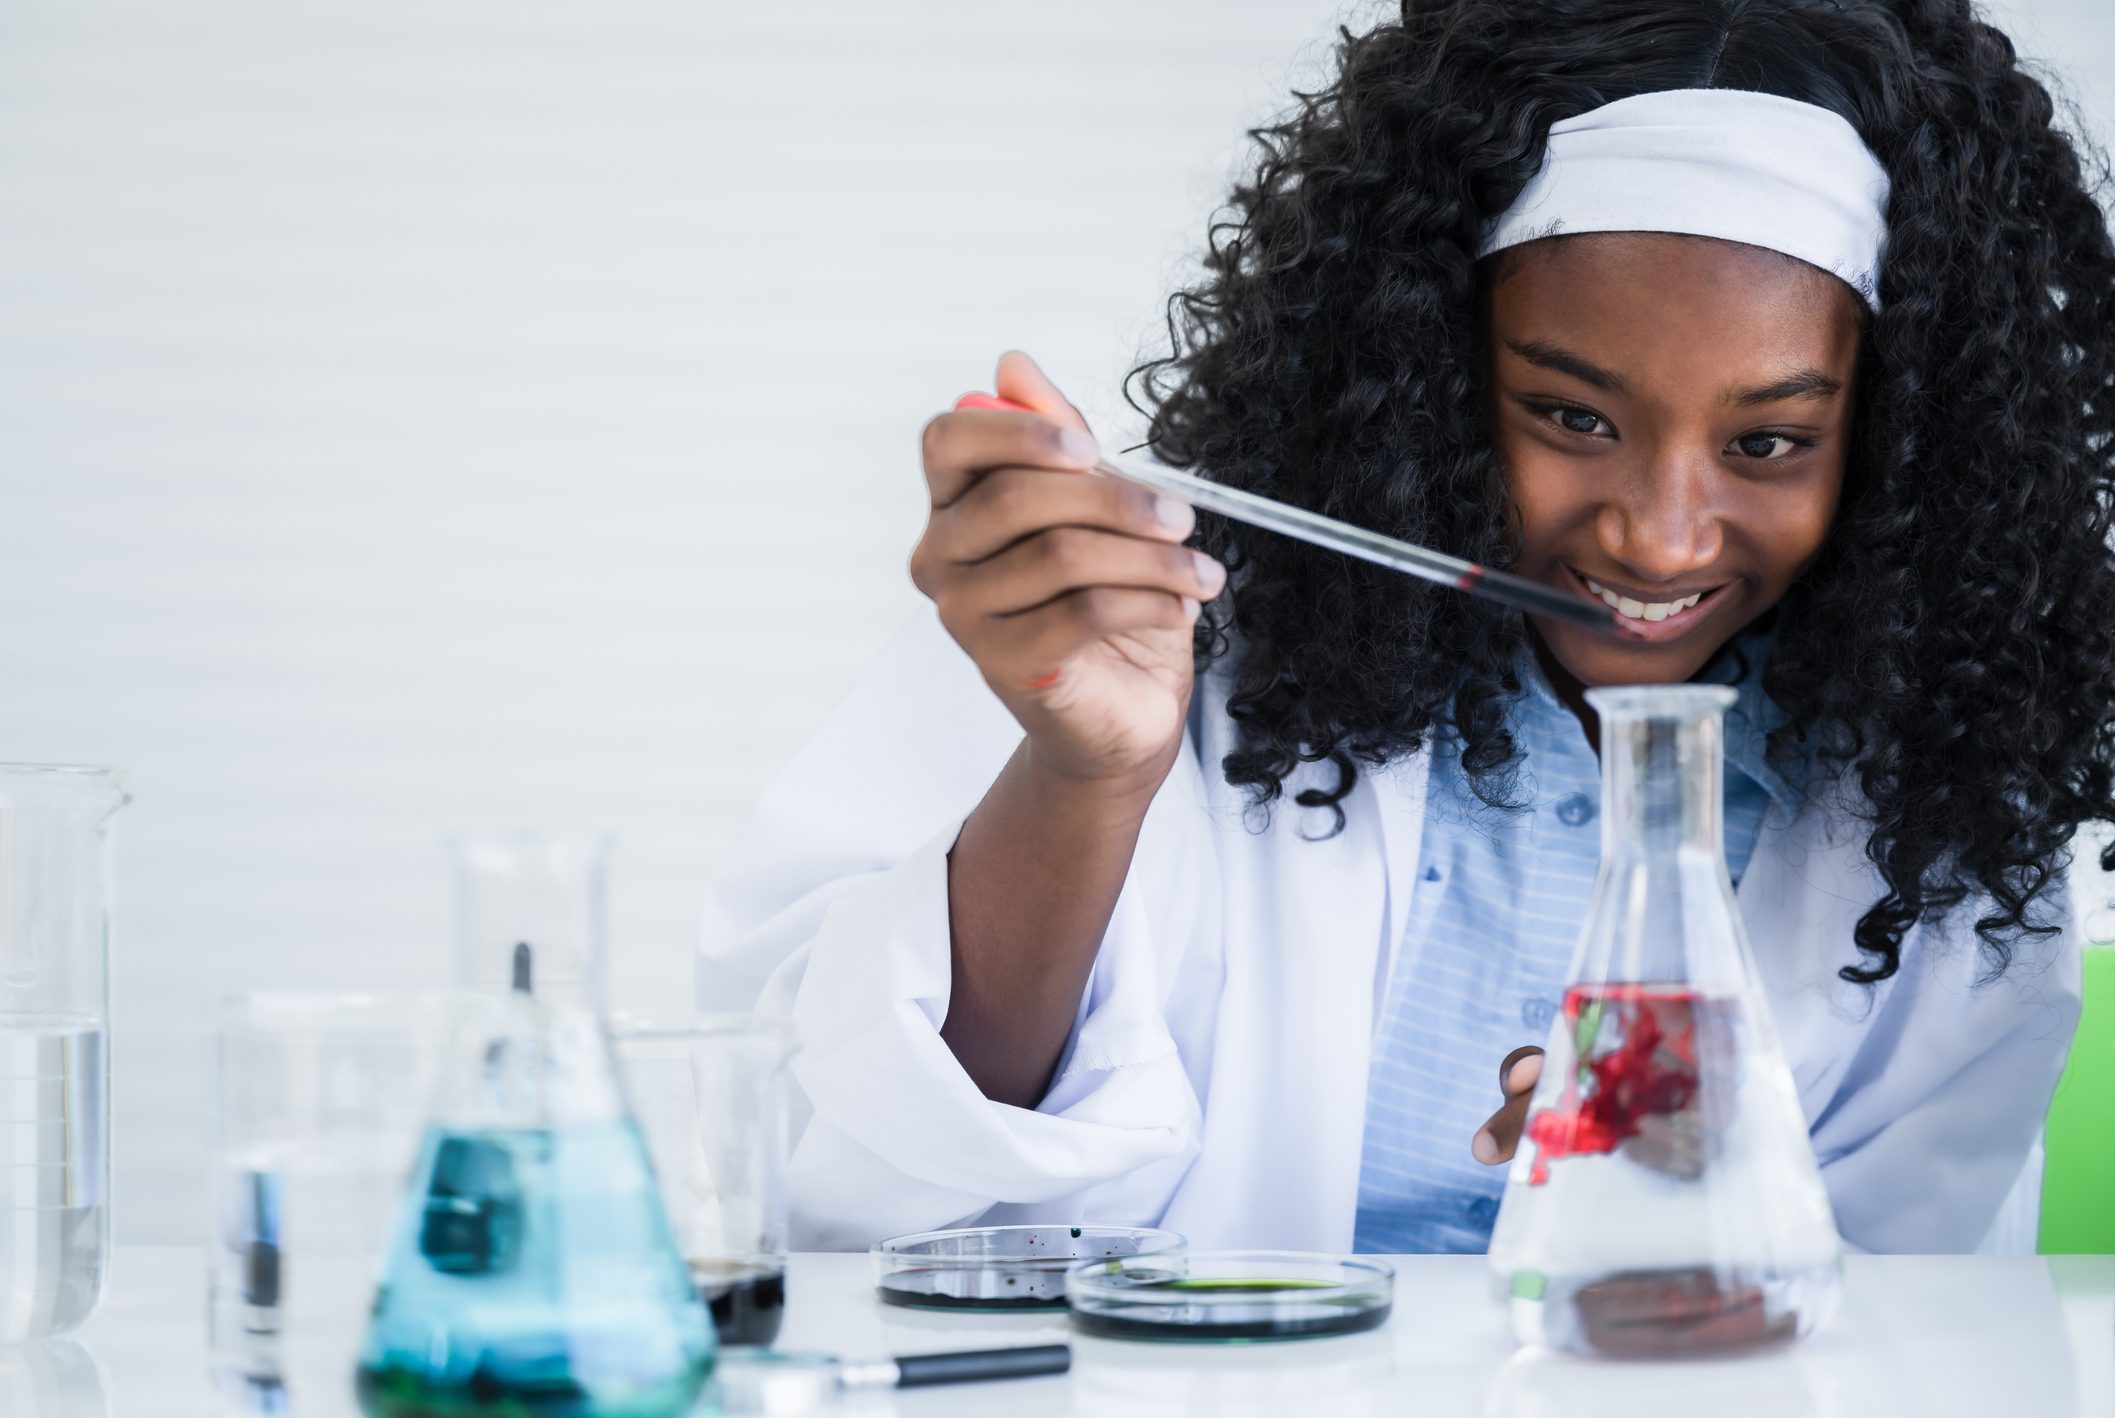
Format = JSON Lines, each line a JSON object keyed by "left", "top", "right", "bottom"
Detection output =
{"left": 1483, "top": 233, "right": 1863, "bottom": 696}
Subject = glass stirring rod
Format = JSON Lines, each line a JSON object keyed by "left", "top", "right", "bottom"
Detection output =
{"left": 954, "top": 393, "right": 1625, "bottom": 638}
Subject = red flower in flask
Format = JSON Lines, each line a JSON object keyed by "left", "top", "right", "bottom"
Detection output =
{"left": 1524, "top": 984, "right": 1703, "bottom": 1185}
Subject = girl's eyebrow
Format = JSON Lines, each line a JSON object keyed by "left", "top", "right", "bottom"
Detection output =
{"left": 1506, "top": 338, "right": 1843, "bottom": 409}
{"left": 1505, "top": 339, "right": 1627, "bottom": 393}
{"left": 1728, "top": 369, "right": 1844, "bottom": 407}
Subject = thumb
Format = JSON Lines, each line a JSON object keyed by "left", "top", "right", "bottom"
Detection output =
{"left": 1471, "top": 1046, "right": 1546, "bottom": 1166}
{"left": 1500, "top": 1045, "right": 1546, "bottom": 1096}
{"left": 993, "top": 350, "right": 1092, "bottom": 436}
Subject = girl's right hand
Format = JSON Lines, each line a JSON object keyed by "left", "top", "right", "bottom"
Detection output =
{"left": 911, "top": 351, "right": 1226, "bottom": 795}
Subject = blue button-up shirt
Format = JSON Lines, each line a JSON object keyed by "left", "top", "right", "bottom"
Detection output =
{"left": 1351, "top": 635, "right": 1805, "bottom": 1254}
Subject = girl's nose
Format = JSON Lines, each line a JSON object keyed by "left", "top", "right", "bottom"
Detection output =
{"left": 1594, "top": 451, "right": 1723, "bottom": 581}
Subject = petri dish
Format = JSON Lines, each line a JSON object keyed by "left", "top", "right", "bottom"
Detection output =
{"left": 872, "top": 1225, "right": 1185, "bottom": 1312}
{"left": 1065, "top": 1250, "right": 1394, "bottom": 1342}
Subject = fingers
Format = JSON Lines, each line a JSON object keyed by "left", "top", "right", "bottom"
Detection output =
{"left": 911, "top": 353, "right": 1217, "bottom": 701}
{"left": 935, "top": 525, "right": 1225, "bottom": 621}
{"left": 919, "top": 351, "right": 1097, "bottom": 508}
{"left": 923, "top": 466, "right": 1196, "bottom": 566}
{"left": 994, "top": 350, "right": 1091, "bottom": 435}
{"left": 1471, "top": 1047, "right": 1545, "bottom": 1165}
{"left": 921, "top": 406, "right": 1100, "bottom": 508}
{"left": 976, "top": 588, "right": 1203, "bottom": 692}
{"left": 1496, "top": 1044, "right": 1545, "bottom": 1093}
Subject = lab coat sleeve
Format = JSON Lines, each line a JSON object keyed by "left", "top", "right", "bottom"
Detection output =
{"left": 1811, "top": 870, "right": 2083, "bottom": 1254}
{"left": 698, "top": 605, "right": 1217, "bottom": 1249}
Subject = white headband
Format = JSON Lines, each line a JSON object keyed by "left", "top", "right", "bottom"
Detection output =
{"left": 1478, "top": 88, "right": 1891, "bottom": 311}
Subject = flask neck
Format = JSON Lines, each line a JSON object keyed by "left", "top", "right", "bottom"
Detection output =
{"left": 449, "top": 833, "right": 611, "bottom": 1013}
{"left": 1592, "top": 689, "right": 1734, "bottom": 863}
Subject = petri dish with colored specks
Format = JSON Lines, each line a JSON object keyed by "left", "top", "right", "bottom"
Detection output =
{"left": 871, "top": 1225, "right": 1185, "bottom": 1311}
{"left": 1065, "top": 1251, "right": 1393, "bottom": 1342}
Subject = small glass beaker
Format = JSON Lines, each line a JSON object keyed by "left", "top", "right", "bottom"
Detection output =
{"left": 612, "top": 1016, "right": 797, "bottom": 1347}
{"left": 208, "top": 991, "right": 446, "bottom": 1414}
{"left": 0, "top": 762, "right": 128, "bottom": 1344}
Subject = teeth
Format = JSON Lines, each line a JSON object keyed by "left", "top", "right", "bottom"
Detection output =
{"left": 1584, "top": 578, "right": 1705, "bottom": 623}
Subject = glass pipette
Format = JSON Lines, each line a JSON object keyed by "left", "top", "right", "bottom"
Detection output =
{"left": 954, "top": 393, "right": 1625, "bottom": 638}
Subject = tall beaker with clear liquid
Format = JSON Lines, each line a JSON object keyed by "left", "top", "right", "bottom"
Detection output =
{"left": 0, "top": 763, "right": 127, "bottom": 1343}
{"left": 1487, "top": 687, "right": 1841, "bottom": 1357}
{"left": 357, "top": 834, "right": 714, "bottom": 1416}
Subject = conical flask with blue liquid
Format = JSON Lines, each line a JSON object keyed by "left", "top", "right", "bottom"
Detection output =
{"left": 357, "top": 834, "right": 714, "bottom": 1417}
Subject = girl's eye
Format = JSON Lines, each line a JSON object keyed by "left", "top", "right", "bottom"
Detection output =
{"left": 1730, "top": 431, "right": 1808, "bottom": 460}
{"left": 1551, "top": 406, "right": 1609, "bottom": 436}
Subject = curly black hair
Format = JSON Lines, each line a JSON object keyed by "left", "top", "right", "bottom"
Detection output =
{"left": 1122, "top": 0, "right": 2115, "bottom": 985}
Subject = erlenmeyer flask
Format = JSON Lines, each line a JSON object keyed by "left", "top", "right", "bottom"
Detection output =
{"left": 1487, "top": 686, "right": 1841, "bottom": 1357}
{"left": 356, "top": 834, "right": 714, "bottom": 1416}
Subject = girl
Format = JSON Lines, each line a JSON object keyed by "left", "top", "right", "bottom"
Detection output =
{"left": 701, "top": 0, "right": 2115, "bottom": 1254}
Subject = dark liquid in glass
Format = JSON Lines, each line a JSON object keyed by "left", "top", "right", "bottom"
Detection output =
{"left": 692, "top": 1260, "right": 787, "bottom": 1347}
{"left": 875, "top": 1264, "right": 1069, "bottom": 1310}
{"left": 1069, "top": 1278, "right": 1390, "bottom": 1342}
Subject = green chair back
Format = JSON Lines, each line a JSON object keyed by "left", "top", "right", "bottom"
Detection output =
{"left": 2040, "top": 944, "right": 2115, "bottom": 1254}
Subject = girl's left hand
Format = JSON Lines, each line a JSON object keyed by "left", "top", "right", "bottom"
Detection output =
{"left": 1472, "top": 1045, "right": 1544, "bottom": 1164}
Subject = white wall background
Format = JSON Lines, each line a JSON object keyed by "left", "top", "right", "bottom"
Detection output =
{"left": 0, "top": 0, "right": 2109, "bottom": 1245}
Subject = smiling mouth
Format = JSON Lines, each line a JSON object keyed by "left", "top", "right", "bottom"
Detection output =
{"left": 1568, "top": 568, "right": 1731, "bottom": 632}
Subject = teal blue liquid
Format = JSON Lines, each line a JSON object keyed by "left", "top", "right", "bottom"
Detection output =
{"left": 356, "top": 1121, "right": 714, "bottom": 1418}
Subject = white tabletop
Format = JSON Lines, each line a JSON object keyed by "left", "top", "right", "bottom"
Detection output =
{"left": 8, "top": 1247, "right": 2112, "bottom": 1416}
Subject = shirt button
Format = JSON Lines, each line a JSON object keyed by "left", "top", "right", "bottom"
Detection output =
{"left": 1521, "top": 997, "right": 1557, "bottom": 1032}
{"left": 1554, "top": 793, "right": 1596, "bottom": 827}
{"left": 1466, "top": 1194, "right": 1500, "bottom": 1227}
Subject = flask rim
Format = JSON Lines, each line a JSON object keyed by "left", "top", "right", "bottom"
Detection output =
{"left": 0, "top": 762, "right": 130, "bottom": 814}
{"left": 0, "top": 761, "right": 127, "bottom": 786}
{"left": 1583, "top": 684, "right": 1737, "bottom": 719}
{"left": 215, "top": 988, "right": 451, "bottom": 1037}
{"left": 608, "top": 1011, "right": 797, "bottom": 1055}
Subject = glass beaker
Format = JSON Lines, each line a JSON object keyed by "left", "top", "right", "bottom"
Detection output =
{"left": 1487, "top": 686, "right": 1841, "bottom": 1357}
{"left": 209, "top": 991, "right": 446, "bottom": 1414}
{"left": 0, "top": 763, "right": 127, "bottom": 1343}
{"left": 612, "top": 1016, "right": 796, "bottom": 1347}
{"left": 357, "top": 834, "right": 715, "bottom": 1417}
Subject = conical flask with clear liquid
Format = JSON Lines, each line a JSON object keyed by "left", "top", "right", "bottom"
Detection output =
{"left": 1487, "top": 686, "right": 1842, "bottom": 1357}
{"left": 357, "top": 834, "right": 714, "bottom": 1416}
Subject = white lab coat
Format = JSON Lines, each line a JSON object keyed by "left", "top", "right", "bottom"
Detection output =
{"left": 699, "top": 606, "right": 2081, "bottom": 1254}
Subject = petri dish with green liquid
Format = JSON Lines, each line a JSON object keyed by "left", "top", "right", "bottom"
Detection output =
{"left": 1065, "top": 1251, "right": 1393, "bottom": 1342}
{"left": 871, "top": 1225, "right": 1185, "bottom": 1311}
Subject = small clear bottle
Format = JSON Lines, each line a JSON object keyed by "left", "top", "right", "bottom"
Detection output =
{"left": 1487, "top": 686, "right": 1842, "bottom": 1357}
{"left": 357, "top": 834, "right": 714, "bottom": 1416}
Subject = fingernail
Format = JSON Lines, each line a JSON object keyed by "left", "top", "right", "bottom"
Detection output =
{"left": 1155, "top": 496, "right": 1195, "bottom": 535}
{"left": 1058, "top": 428, "right": 1100, "bottom": 465}
{"left": 1193, "top": 551, "right": 1226, "bottom": 596}
{"left": 1472, "top": 1131, "right": 1499, "bottom": 1165}
{"left": 1182, "top": 596, "right": 1201, "bottom": 619}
